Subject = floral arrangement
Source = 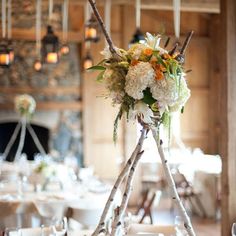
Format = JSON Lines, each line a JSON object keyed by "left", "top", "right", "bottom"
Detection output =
{"left": 14, "top": 94, "right": 36, "bottom": 118}
{"left": 87, "top": 1, "right": 195, "bottom": 235}
{"left": 34, "top": 161, "right": 56, "bottom": 178}
{"left": 91, "top": 33, "right": 190, "bottom": 141}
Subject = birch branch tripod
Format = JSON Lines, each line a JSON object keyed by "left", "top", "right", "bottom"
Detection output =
{"left": 88, "top": 0, "right": 196, "bottom": 235}
{"left": 3, "top": 117, "right": 46, "bottom": 161}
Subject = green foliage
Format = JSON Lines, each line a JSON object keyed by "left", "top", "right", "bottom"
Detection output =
{"left": 87, "top": 65, "right": 106, "bottom": 71}
{"left": 96, "top": 71, "right": 105, "bottom": 82}
{"left": 142, "top": 88, "right": 157, "bottom": 105}
{"left": 113, "top": 94, "right": 135, "bottom": 143}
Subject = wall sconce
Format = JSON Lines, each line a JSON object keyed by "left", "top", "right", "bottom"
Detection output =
{"left": 85, "top": 14, "right": 100, "bottom": 43}
{"left": 83, "top": 51, "right": 93, "bottom": 70}
{"left": 41, "top": 25, "right": 59, "bottom": 64}
{"left": 0, "top": 42, "right": 10, "bottom": 67}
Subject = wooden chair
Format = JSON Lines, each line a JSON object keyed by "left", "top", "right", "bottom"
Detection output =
{"left": 135, "top": 189, "right": 161, "bottom": 224}
{"left": 172, "top": 169, "right": 206, "bottom": 217}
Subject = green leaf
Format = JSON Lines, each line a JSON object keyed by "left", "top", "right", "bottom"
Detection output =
{"left": 181, "top": 106, "right": 184, "bottom": 113}
{"left": 87, "top": 65, "right": 106, "bottom": 71}
{"left": 96, "top": 71, "right": 105, "bottom": 82}
{"left": 142, "top": 88, "right": 156, "bottom": 105}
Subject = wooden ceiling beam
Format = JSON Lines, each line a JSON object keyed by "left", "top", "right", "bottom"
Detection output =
{"left": 0, "top": 101, "right": 82, "bottom": 111}
{"left": 0, "top": 28, "right": 82, "bottom": 43}
{"left": 0, "top": 86, "right": 81, "bottom": 96}
{"left": 57, "top": 0, "right": 220, "bottom": 14}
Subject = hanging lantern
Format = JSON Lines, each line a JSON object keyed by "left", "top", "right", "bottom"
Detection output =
{"left": 41, "top": 25, "right": 59, "bottom": 64}
{"left": 0, "top": 42, "right": 10, "bottom": 66}
{"left": 34, "top": 59, "right": 42, "bottom": 71}
{"left": 60, "top": 44, "right": 70, "bottom": 55}
{"left": 83, "top": 51, "right": 93, "bottom": 70}
{"left": 129, "top": 0, "right": 145, "bottom": 47}
{"left": 85, "top": 14, "right": 100, "bottom": 43}
{"left": 129, "top": 28, "right": 145, "bottom": 46}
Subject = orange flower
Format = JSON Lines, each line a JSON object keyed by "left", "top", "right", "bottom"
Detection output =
{"left": 153, "top": 64, "right": 165, "bottom": 80}
{"left": 143, "top": 48, "right": 153, "bottom": 56}
{"left": 155, "top": 70, "right": 164, "bottom": 80}
{"left": 131, "top": 60, "right": 139, "bottom": 66}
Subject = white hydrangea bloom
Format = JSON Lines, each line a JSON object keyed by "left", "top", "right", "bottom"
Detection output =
{"left": 129, "top": 102, "right": 154, "bottom": 124}
{"left": 169, "top": 77, "right": 191, "bottom": 112}
{"left": 150, "top": 77, "right": 179, "bottom": 107}
{"left": 125, "top": 62, "right": 155, "bottom": 99}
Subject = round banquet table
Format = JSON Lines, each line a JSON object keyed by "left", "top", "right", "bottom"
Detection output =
{"left": 0, "top": 180, "right": 120, "bottom": 229}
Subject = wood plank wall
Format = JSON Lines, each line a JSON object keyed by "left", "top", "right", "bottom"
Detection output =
{"left": 82, "top": 6, "right": 215, "bottom": 178}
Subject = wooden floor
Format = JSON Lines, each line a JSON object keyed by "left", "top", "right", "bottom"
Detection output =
{"left": 192, "top": 217, "right": 220, "bottom": 236}
{"left": 128, "top": 207, "right": 221, "bottom": 236}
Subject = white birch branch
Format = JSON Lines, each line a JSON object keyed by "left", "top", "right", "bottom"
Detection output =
{"left": 91, "top": 127, "right": 147, "bottom": 236}
{"left": 88, "top": 0, "right": 121, "bottom": 60}
{"left": 15, "top": 118, "right": 27, "bottom": 160}
{"left": 111, "top": 150, "right": 144, "bottom": 236}
{"left": 3, "top": 121, "right": 21, "bottom": 159}
{"left": 151, "top": 128, "right": 196, "bottom": 236}
{"left": 27, "top": 123, "right": 46, "bottom": 156}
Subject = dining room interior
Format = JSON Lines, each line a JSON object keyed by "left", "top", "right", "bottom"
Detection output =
{"left": 0, "top": 0, "right": 235, "bottom": 236}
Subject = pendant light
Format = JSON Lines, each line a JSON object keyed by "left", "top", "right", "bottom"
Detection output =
{"left": 7, "top": 0, "right": 14, "bottom": 64}
{"left": 0, "top": 0, "right": 10, "bottom": 67}
{"left": 34, "top": 0, "right": 42, "bottom": 71}
{"left": 60, "top": 0, "right": 70, "bottom": 55}
{"left": 41, "top": 0, "right": 59, "bottom": 64}
{"left": 129, "top": 0, "right": 145, "bottom": 47}
{"left": 84, "top": 2, "right": 100, "bottom": 43}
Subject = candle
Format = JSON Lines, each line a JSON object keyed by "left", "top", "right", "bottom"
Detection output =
{"left": 0, "top": 53, "right": 10, "bottom": 65}
{"left": 46, "top": 52, "right": 58, "bottom": 64}
{"left": 85, "top": 27, "right": 97, "bottom": 40}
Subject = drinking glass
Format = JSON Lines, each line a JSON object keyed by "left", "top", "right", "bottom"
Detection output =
{"left": 174, "top": 216, "right": 188, "bottom": 236}
{"left": 232, "top": 223, "right": 236, "bottom": 236}
{"left": 51, "top": 217, "right": 68, "bottom": 236}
